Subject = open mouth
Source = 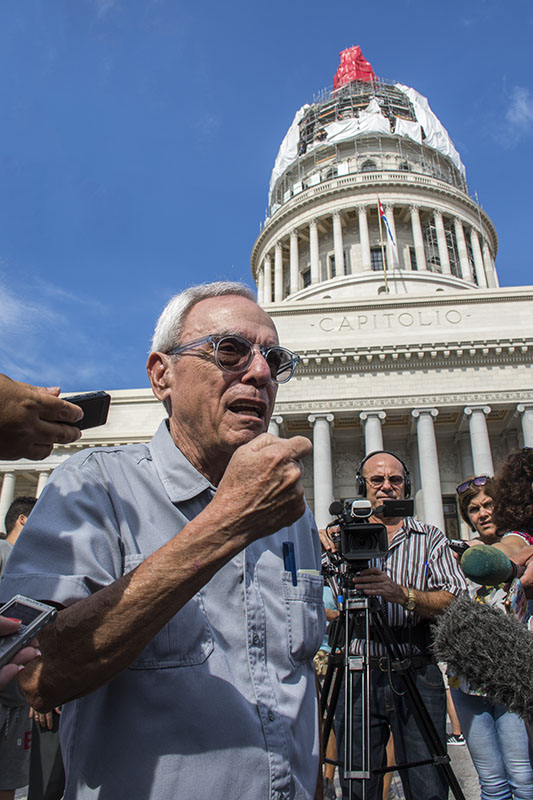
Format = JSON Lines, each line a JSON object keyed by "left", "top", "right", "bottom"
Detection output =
{"left": 228, "top": 402, "right": 264, "bottom": 419}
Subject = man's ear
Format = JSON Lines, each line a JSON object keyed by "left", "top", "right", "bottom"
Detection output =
{"left": 146, "top": 352, "right": 172, "bottom": 403}
{"left": 18, "top": 515, "right": 27, "bottom": 528}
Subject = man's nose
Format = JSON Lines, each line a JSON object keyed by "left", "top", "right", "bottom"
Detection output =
{"left": 242, "top": 350, "right": 272, "bottom": 384}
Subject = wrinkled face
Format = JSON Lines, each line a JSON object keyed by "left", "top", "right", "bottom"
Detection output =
{"left": 467, "top": 490, "right": 498, "bottom": 542}
{"left": 361, "top": 453, "right": 406, "bottom": 512}
{"left": 153, "top": 295, "right": 279, "bottom": 479}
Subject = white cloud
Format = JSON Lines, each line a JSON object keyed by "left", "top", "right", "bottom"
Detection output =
{"left": 491, "top": 85, "right": 533, "bottom": 148}
{"left": 506, "top": 86, "right": 533, "bottom": 130}
{"left": 0, "top": 275, "right": 113, "bottom": 389}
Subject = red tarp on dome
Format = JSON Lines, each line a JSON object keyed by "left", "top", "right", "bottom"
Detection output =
{"left": 333, "top": 46, "right": 376, "bottom": 90}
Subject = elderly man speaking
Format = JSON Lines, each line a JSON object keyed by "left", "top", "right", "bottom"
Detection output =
{"left": 1, "top": 283, "right": 325, "bottom": 800}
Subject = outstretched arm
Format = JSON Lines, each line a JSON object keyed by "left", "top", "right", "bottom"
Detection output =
{"left": 20, "top": 433, "right": 312, "bottom": 711}
{"left": 0, "top": 374, "right": 83, "bottom": 460}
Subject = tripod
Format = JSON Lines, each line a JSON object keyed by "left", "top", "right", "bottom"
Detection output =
{"left": 321, "top": 586, "right": 466, "bottom": 800}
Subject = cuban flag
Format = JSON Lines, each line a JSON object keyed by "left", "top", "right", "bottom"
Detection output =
{"left": 378, "top": 199, "right": 396, "bottom": 246}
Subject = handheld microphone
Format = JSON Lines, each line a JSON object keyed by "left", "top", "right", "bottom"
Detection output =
{"left": 432, "top": 595, "right": 533, "bottom": 719}
{"left": 460, "top": 544, "right": 519, "bottom": 586}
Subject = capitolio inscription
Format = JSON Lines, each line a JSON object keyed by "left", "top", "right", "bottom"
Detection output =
{"left": 318, "top": 308, "right": 463, "bottom": 332}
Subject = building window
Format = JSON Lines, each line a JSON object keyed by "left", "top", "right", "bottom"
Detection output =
{"left": 399, "top": 160, "right": 411, "bottom": 171}
{"left": 301, "top": 267, "right": 311, "bottom": 288}
{"left": 422, "top": 221, "right": 441, "bottom": 272}
{"left": 443, "top": 495, "right": 461, "bottom": 540}
{"left": 361, "top": 159, "right": 377, "bottom": 172}
{"left": 409, "top": 246, "right": 418, "bottom": 271}
{"left": 328, "top": 254, "right": 336, "bottom": 278}
{"left": 444, "top": 221, "right": 460, "bottom": 278}
{"left": 465, "top": 236, "right": 478, "bottom": 284}
{"left": 370, "top": 247, "right": 387, "bottom": 271}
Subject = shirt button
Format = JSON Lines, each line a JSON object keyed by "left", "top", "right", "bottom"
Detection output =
{"left": 252, "top": 634, "right": 261, "bottom": 646}
{"left": 267, "top": 710, "right": 275, "bottom": 722}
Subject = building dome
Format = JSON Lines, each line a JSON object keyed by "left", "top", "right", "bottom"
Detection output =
{"left": 251, "top": 47, "right": 498, "bottom": 302}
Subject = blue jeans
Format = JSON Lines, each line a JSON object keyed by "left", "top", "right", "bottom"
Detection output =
{"left": 451, "top": 688, "right": 533, "bottom": 800}
{"left": 334, "top": 663, "right": 447, "bottom": 800}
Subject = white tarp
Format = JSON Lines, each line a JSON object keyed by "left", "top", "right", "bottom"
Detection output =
{"left": 394, "top": 84, "right": 465, "bottom": 176}
{"left": 268, "top": 105, "right": 309, "bottom": 202}
{"left": 268, "top": 83, "right": 466, "bottom": 205}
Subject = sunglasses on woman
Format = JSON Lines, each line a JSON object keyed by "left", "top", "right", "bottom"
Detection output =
{"left": 456, "top": 475, "right": 491, "bottom": 495}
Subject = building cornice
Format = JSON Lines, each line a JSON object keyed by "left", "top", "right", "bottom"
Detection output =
{"left": 273, "top": 389, "right": 533, "bottom": 417}
{"left": 265, "top": 286, "right": 533, "bottom": 317}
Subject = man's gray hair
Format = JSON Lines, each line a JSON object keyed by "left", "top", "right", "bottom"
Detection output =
{"left": 151, "top": 281, "right": 257, "bottom": 353}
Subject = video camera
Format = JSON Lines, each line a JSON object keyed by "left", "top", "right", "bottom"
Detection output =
{"left": 326, "top": 497, "right": 414, "bottom": 565}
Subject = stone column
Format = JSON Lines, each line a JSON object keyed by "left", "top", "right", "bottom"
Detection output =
{"left": 263, "top": 255, "right": 272, "bottom": 304}
{"left": 0, "top": 472, "right": 16, "bottom": 533}
{"left": 308, "top": 414, "right": 334, "bottom": 529}
{"left": 408, "top": 435, "right": 423, "bottom": 518}
{"left": 454, "top": 218, "right": 471, "bottom": 281}
{"left": 384, "top": 204, "right": 398, "bottom": 269}
{"left": 359, "top": 411, "right": 386, "bottom": 454}
{"left": 517, "top": 404, "right": 533, "bottom": 447}
{"left": 36, "top": 471, "right": 51, "bottom": 498}
{"left": 434, "top": 211, "right": 451, "bottom": 274}
{"left": 456, "top": 433, "right": 474, "bottom": 480}
{"left": 289, "top": 230, "right": 299, "bottom": 295}
{"left": 464, "top": 406, "right": 494, "bottom": 475}
{"left": 357, "top": 206, "right": 371, "bottom": 272}
{"left": 274, "top": 242, "right": 283, "bottom": 303}
{"left": 411, "top": 409, "right": 445, "bottom": 531}
{"left": 268, "top": 415, "right": 284, "bottom": 437}
{"left": 470, "top": 229, "right": 488, "bottom": 288}
{"left": 482, "top": 240, "right": 496, "bottom": 288}
{"left": 333, "top": 212, "right": 344, "bottom": 276}
{"left": 409, "top": 205, "right": 426, "bottom": 271}
{"left": 257, "top": 266, "right": 264, "bottom": 304}
{"left": 309, "top": 220, "right": 320, "bottom": 284}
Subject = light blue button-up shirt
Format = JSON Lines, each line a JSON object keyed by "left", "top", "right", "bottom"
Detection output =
{"left": 1, "top": 421, "right": 325, "bottom": 799}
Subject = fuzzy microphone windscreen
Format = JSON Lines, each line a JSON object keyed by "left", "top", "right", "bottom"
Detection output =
{"left": 432, "top": 595, "right": 533, "bottom": 719}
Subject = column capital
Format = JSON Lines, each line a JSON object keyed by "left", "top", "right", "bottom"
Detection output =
{"left": 290, "top": 228, "right": 298, "bottom": 239}
{"left": 356, "top": 204, "right": 368, "bottom": 214}
{"left": 332, "top": 210, "right": 341, "bottom": 220}
{"left": 308, "top": 413, "right": 334, "bottom": 425}
{"left": 271, "top": 415, "right": 284, "bottom": 426}
{"left": 409, "top": 203, "right": 421, "bottom": 213}
{"left": 464, "top": 405, "right": 491, "bottom": 417}
{"left": 275, "top": 240, "right": 282, "bottom": 251}
{"left": 516, "top": 403, "right": 533, "bottom": 415}
{"left": 433, "top": 209, "right": 443, "bottom": 221}
{"left": 359, "top": 410, "right": 386, "bottom": 423}
{"left": 412, "top": 408, "right": 439, "bottom": 420}
{"left": 309, "top": 217, "right": 318, "bottom": 226}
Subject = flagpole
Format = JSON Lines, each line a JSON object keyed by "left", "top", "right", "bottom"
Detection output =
{"left": 377, "top": 198, "right": 389, "bottom": 294}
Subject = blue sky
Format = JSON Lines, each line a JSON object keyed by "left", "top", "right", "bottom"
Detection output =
{"left": 0, "top": 0, "right": 531, "bottom": 391}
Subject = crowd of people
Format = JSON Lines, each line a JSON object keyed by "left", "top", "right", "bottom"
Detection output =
{"left": 0, "top": 280, "right": 531, "bottom": 800}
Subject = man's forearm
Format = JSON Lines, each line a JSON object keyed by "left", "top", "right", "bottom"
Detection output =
{"left": 20, "top": 507, "right": 252, "bottom": 712}
{"left": 406, "top": 588, "right": 456, "bottom": 619}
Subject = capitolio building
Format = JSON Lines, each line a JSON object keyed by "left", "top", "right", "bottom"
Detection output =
{"left": 1, "top": 47, "right": 532, "bottom": 539}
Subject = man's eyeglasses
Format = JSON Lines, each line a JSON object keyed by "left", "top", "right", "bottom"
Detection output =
{"left": 167, "top": 334, "right": 300, "bottom": 384}
{"left": 366, "top": 475, "right": 404, "bottom": 488}
{"left": 456, "top": 475, "right": 490, "bottom": 495}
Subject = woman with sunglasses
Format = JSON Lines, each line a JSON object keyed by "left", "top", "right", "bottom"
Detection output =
{"left": 449, "top": 470, "right": 533, "bottom": 800}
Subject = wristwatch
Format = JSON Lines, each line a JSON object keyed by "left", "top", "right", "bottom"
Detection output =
{"left": 403, "top": 587, "right": 416, "bottom": 612}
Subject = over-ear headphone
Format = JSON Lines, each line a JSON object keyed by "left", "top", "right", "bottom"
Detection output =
{"left": 355, "top": 450, "right": 411, "bottom": 498}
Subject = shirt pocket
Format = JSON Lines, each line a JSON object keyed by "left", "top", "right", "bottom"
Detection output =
{"left": 123, "top": 554, "right": 214, "bottom": 669}
{"left": 282, "top": 572, "right": 326, "bottom": 668}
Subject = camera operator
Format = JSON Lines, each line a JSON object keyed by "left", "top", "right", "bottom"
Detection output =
{"left": 333, "top": 450, "right": 466, "bottom": 800}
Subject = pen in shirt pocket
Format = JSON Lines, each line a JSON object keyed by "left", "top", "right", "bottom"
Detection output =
{"left": 283, "top": 542, "right": 297, "bottom": 586}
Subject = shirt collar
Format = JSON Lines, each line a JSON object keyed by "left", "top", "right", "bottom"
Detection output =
{"left": 149, "top": 420, "right": 214, "bottom": 503}
{"left": 389, "top": 516, "right": 426, "bottom": 547}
